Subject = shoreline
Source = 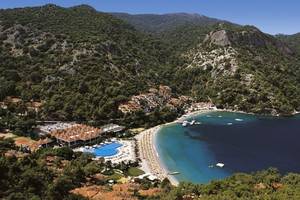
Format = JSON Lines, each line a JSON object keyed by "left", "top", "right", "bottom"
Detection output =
{"left": 136, "top": 109, "right": 214, "bottom": 186}
{"left": 135, "top": 108, "right": 300, "bottom": 186}
{"left": 135, "top": 126, "right": 180, "bottom": 185}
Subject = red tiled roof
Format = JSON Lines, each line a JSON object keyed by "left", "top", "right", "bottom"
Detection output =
{"left": 50, "top": 124, "right": 102, "bottom": 143}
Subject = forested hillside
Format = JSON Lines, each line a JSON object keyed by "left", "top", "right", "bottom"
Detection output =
{"left": 0, "top": 4, "right": 300, "bottom": 131}
{"left": 113, "top": 13, "right": 300, "bottom": 115}
{"left": 164, "top": 24, "right": 300, "bottom": 115}
{"left": 277, "top": 33, "right": 300, "bottom": 55}
{"left": 0, "top": 4, "right": 174, "bottom": 123}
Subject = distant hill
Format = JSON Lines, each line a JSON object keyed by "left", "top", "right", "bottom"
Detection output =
{"left": 277, "top": 33, "right": 300, "bottom": 55}
{"left": 111, "top": 12, "right": 225, "bottom": 34}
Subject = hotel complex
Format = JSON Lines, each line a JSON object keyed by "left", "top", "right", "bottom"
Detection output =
{"left": 50, "top": 124, "right": 102, "bottom": 146}
{"left": 37, "top": 123, "right": 125, "bottom": 148}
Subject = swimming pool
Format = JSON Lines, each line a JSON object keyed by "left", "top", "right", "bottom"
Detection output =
{"left": 83, "top": 142, "right": 123, "bottom": 157}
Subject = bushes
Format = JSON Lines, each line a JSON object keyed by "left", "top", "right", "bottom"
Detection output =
{"left": 0, "top": 146, "right": 103, "bottom": 199}
{"left": 160, "top": 169, "right": 300, "bottom": 200}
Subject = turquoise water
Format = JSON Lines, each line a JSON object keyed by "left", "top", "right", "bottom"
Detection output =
{"left": 156, "top": 111, "right": 300, "bottom": 183}
{"left": 91, "top": 142, "right": 122, "bottom": 157}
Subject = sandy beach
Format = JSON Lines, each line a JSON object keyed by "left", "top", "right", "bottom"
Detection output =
{"left": 135, "top": 109, "right": 215, "bottom": 186}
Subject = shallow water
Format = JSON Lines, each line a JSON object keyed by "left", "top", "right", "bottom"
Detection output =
{"left": 156, "top": 111, "right": 300, "bottom": 183}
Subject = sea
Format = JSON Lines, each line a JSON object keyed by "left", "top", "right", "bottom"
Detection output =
{"left": 155, "top": 111, "right": 300, "bottom": 183}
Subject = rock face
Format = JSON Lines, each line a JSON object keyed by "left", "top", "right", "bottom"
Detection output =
{"left": 204, "top": 28, "right": 293, "bottom": 55}
{"left": 204, "top": 30, "right": 231, "bottom": 46}
{"left": 184, "top": 26, "right": 294, "bottom": 78}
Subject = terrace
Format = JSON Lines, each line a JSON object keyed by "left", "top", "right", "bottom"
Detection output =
{"left": 101, "top": 124, "right": 125, "bottom": 134}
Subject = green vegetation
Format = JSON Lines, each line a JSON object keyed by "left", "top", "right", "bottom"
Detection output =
{"left": 277, "top": 33, "right": 300, "bottom": 55}
{"left": 0, "top": 144, "right": 97, "bottom": 199}
{"left": 128, "top": 167, "right": 145, "bottom": 177}
{"left": 0, "top": 4, "right": 176, "bottom": 132}
{"left": 0, "top": 107, "right": 37, "bottom": 138}
{"left": 1, "top": 4, "right": 299, "bottom": 134}
{"left": 159, "top": 168, "right": 300, "bottom": 200}
{"left": 164, "top": 23, "right": 300, "bottom": 115}
{"left": 111, "top": 12, "right": 223, "bottom": 34}
{"left": 108, "top": 172, "right": 124, "bottom": 181}
{"left": 1, "top": 136, "right": 300, "bottom": 199}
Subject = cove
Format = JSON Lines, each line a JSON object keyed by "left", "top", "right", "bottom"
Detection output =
{"left": 155, "top": 111, "right": 300, "bottom": 183}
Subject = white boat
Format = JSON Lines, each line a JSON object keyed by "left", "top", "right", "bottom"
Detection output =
{"left": 190, "top": 120, "right": 196, "bottom": 125}
{"left": 182, "top": 121, "right": 188, "bottom": 127}
{"left": 227, "top": 123, "right": 233, "bottom": 125}
{"left": 235, "top": 118, "right": 243, "bottom": 121}
{"left": 168, "top": 171, "right": 180, "bottom": 175}
{"left": 216, "top": 163, "right": 225, "bottom": 168}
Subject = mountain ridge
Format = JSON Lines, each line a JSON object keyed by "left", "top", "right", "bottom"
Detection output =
{"left": 111, "top": 12, "right": 227, "bottom": 34}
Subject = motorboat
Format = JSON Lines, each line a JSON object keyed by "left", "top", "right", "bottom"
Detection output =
{"left": 182, "top": 121, "right": 188, "bottom": 127}
{"left": 216, "top": 163, "right": 225, "bottom": 168}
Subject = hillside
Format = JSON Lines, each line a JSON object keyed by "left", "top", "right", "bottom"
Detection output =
{"left": 0, "top": 4, "right": 173, "bottom": 122}
{"left": 169, "top": 24, "right": 300, "bottom": 115}
{"left": 111, "top": 12, "right": 224, "bottom": 34}
{"left": 0, "top": 4, "right": 299, "bottom": 129}
{"left": 277, "top": 33, "right": 300, "bottom": 55}
{"left": 104, "top": 18, "right": 300, "bottom": 115}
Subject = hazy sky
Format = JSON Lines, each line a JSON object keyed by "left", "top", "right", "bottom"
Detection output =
{"left": 0, "top": 0, "right": 299, "bottom": 35}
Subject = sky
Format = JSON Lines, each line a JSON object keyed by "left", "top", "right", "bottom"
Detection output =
{"left": 0, "top": 0, "right": 299, "bottom": 35}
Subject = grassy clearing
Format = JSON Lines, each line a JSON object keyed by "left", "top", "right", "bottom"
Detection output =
{"left": 108, "top": 172, "right": 124, "bottom": 181}
{"left": 127, "top": 167, "right": 145, "bottom": 177}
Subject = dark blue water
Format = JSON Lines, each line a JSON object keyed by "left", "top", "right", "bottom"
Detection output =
{"left": 156, "top": 111, "right": 300, "bottom": 183}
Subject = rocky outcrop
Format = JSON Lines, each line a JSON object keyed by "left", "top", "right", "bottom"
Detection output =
{"left": 204, "top": 27, "right": 293, "bottom": 55}
{"left": 204, "top": 30, "right": 231, "bottom": 46}
{"left": 185, "top": 46, "right": 238, "bottom": 77}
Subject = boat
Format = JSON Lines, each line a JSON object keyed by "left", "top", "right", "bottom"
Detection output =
{"left": 195, "top": 122, "right": 202, "bottom": 125}
{"left": 168, "top": 171, "right": 180, "bottom": 175}
{"left": 216, "top": 163, "right": 225, "bottom": 168}
{"left": 182, "top": 121, "right": 188, "bottom": 127}
{"left": 227, "top": 123, "right": 233, "bottom": 125}
{"left": 190, "top": 120, "right": 196, "bottom": 125}
{"left": 235, "top": 118, "right": 243, "bottom": 121}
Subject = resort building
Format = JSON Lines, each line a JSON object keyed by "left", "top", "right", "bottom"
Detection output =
{"left": 37, "top": 122, "right": 76, "bottom": 136}
{"left": 185, "top": 102, "right": 215, "bottom": 113}
{"left": 50, "top": 124, "right": 103, "bottom": 147}
{"left": 101, "top": 124, "right": 125, "bottom": 134}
